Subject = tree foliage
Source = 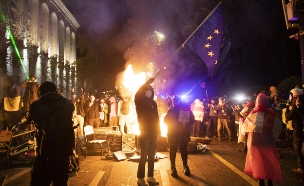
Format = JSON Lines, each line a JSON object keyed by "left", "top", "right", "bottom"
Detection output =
{"left": 278, "top": 76, "right": 302, "bottom": 98}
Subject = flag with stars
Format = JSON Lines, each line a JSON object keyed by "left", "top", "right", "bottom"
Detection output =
{"left": 185, "top": 3, "right": 223, "bottom": 77}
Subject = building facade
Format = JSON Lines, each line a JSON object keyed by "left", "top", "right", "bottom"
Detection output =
{"left": 0, "top": 0, "right": 79, "bottom": 98}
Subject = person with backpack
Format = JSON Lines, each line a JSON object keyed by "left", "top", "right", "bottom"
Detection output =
{"left": 28, "top": 81, "right": 75, "bottom": 186}
{"left": 118, "top": 97, "right": 133, "bottom": 134}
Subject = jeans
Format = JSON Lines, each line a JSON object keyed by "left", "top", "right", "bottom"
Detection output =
{"left": 137, "top": 134, "right": 157, "bottom": 178}
{"left": 217, "top": 118, "right": 231, "bottom": 139}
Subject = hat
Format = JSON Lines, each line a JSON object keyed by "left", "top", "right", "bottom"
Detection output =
{"left": 40, "top": 81, "right": 57, "bottom": 96}
{"left": 29, "top": 74, "right": 36, "bottom": 79}
{"left": 290, "top": 88, "right": 303, "bottom": 97}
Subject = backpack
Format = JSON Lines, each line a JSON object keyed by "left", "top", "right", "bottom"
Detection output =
{"left": 40, "top": 100, "right": 75, "bottom": 159}
{"left": 120, "top": 100, "right": 130, "bottom": 115}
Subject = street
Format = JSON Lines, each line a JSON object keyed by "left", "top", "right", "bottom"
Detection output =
{"left": 0, "top": 137, "right": 303, "bottom": 186}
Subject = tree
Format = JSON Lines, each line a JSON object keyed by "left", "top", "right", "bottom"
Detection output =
{"left": 278, "top": 76, "right": 302, "bottom": 98}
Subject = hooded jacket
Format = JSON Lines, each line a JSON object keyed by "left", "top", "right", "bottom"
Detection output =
{"left": 165, "top": 102, "right": 195, "bottom": 145}
{"left": 134, "top": 83, "right": 160, "bottom": 136}
{"left": 29, "top": 92, "right": 74, "bottom": 157}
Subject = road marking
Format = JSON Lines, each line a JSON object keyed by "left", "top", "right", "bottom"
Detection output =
{"left": 89, "top": 171, "right": 105, "bottom": 186}
{"left": 4, "top": 168, "right": 31, "bottom": 185}
{"left": 160, "top": 166, "right": 170, "bottom": 186}
{"left": 209, "top": 150, "right": 258, "bottom": 186}
{"left": 187, "top": 159, "right": 208, "bottom": 186}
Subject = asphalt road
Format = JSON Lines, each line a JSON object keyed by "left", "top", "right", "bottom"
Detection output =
{"left": 0, "top": 136, "right": 303, "bottom": 186}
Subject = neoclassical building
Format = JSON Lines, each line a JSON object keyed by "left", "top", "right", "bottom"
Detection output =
{"left": 0, "top": 0, "right": 79, "bottom": 98}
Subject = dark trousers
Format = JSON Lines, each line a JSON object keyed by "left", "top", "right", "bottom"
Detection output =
{"left": 30, "top": 155, "right": 69, "bottom": 186}
{"left": 208, "top": 116, "right": 218, "bottom": 137}
{"left": 192, "top": 120, "right": 201, "bottom": 137}
{"left": 137, "top": 134, "right": 157, "bottom": 178}
{"left": 169, "top": 144, "right": 188, "bottom": 168}
{"left": 87, "top": 118, "right": 99, "bottom": 128}
{"left": 293, "top": 126, "right": 304, "bottom": 168}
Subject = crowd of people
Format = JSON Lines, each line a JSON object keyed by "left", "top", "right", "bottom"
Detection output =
{"left": 2, "top": 74, "right": 304, "bottom": 186}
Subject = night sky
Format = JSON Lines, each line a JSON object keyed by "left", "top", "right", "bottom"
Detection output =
{"left": 61, "top": 0, "right": 302, "bottom": 98}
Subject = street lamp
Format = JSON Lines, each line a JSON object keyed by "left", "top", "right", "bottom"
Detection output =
{"left": 282, "top": 0, "right": 304, "bottom": 82}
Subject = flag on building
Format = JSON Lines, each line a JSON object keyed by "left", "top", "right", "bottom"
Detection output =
{"left": 185, "top": 3, "right": 223, "bottom": 78}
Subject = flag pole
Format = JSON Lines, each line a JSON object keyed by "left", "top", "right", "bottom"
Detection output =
{"left": 153, "top": 2, "right": 222, "bottom": 79}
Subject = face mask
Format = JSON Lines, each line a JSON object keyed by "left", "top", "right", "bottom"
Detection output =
{"left": 145, "top": 90, "right": 153, "bottom": 98}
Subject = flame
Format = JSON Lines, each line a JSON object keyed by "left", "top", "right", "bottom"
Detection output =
{"left": 122, "top": 64, "right": 146, "bottom": 94}
{"left": 159, "top": 113, "right": 168, "bottom": 137}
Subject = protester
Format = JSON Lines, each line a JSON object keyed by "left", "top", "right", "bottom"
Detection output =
{"left": 238, "top": 97, "right": 255, "bottom": 154}
{"left": 190, "top": 98, "right": 204, "bottom": 137}
{"left": 165, "top": 96, "right": 194, "bottom": 177}
{"left": 134, "top": 78, "right": 160, "bottom": 186}
{"left": 207, "top": 98, "right": 218, "bottom": 138}
{"left": 118, "top": 97, "right": 133, "bottom": 134}
{"left": 84, "top": 95, "right": 100, "bottom": 128}
{"left": 268, "top": 86, "right": 278, "bottom": 107}
{"left": 241, "top": 92, "right": 282, "bottom": 185}
{"left": 286, "top": 88, "right": 304, "bottom": 174}
{"left": 20, "top": 74, "right": 40, "bottom": 112}
{"left": 3, "top": 76, "right": 23, "bottom": 128}
{"left": 29, "top": 81, "right": 75, "bottom": 185}
{"left": 108, "top": 96, "right": 119, "bottom": 127}
{"left": 99, "top": 98, "right": 108, "bottom": 127}
{"left": 72, "top": 87, "right": 85, "bottom": 137}
{"left": 216, "top": 97, "right": 232, "bottom": 141}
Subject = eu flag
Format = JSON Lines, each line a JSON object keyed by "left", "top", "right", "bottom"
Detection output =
{"left": 185, "top": 3, "right": 223, "bottom": 77}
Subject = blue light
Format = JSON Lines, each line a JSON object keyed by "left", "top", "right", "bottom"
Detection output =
{"left": 181, "top": 94, "right": 187, "bottom": 100}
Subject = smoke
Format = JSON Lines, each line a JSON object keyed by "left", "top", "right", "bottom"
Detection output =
{"left": 62, "top": 0, "right": 130, "bottom": 34}
{"left": 113, "top": 0, "right": 209, "bottom": 96}
{"left": 63, "top": 0, "right": 213, "bottom": 96}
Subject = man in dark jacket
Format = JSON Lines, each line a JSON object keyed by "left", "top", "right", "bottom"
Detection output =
{"left": 134, "top": 78, "right": 160, "bottom": 186}
{"left": 84, "top": 95, "right": 100, "bottom": 128}
{"left": 164, "top": 96, "right": 195, "bottom": 177}
{"left": 29, "top": 81, "right": 74, "bottom": 186}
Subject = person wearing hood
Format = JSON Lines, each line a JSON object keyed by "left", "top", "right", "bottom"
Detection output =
{"left": 134, "top": 78, "right": 160, "bottom": 186}
{"left": 241, "top": 92, "right": 282, "bottom": 185}
{"left": 29, "top": 81, "right": 74, "bottom": 186}
{"left": 165, "top": 96, "right": 195, "bottom": 178}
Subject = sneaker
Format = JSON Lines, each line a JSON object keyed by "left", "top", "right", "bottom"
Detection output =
{"left": 137, "top": 178, "right": 148, "bottom": 186}
{"left": 183, "top": 166, "right": 191, "bottom": 176}
{"left": 171, "top": 168, "right": 178, "bottom": 178}
{"left": 293, "top": 168, "right": 304, "bottom": 174}
{"left": 218, "top": 138, "right": 221, "bottom": 141}
{"left": 146, "top": 177, "right": 159, "bottom": 185}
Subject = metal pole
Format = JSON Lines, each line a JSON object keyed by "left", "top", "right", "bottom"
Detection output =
{"left": 298, "top": 0, "right": 304, "bottom": 82}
